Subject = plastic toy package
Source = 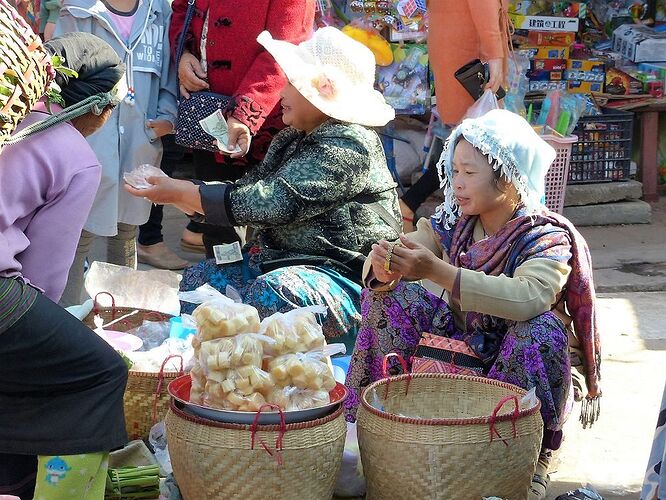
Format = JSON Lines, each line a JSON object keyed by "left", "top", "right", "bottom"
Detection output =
{"left": 534, "top": 89, "right": 587, "bottom": 135}
{"left": 505, "top": 51, "right": 531, "bottom": 117}
{"left": 376, "top": 43, "right": 429, "bottom": 114}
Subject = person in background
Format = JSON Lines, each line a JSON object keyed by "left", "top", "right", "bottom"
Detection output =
{"left": 345, "top": 110, "right": 601, "bottom": 500}
{"left": 40, "top": 0, "right": 61, "bottom": 39}
{"left": 399, "top": 0, "right": 510, "bottom": 231}
{"left": 7, "top": 0, "right": 41, "bottom": 33}
{"left": 0, "top": 30, "right": 128, "bottom": 499}
{"left": 169, "top": 0, "right": 315, "bottom": 256}
{"left": 136, "top": 135, "right": 190, "bottom": 270}
{"left": 55, "top": 0, "right": 178, "bottom": 306}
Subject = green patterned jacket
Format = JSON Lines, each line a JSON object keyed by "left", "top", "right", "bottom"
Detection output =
{"left": 198, "top": 119, "right": 401, "bottom": 282}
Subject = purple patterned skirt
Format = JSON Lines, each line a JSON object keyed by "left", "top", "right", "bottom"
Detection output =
{"left": 344, "top": 282, "right": 572, "bottom": 433}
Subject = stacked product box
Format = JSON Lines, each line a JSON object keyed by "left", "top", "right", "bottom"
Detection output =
{"left": 521, "top": 37, "right": 572, "bottom": 93}
{"left": 565, "top": 59, "right": 606, "bottom": 94}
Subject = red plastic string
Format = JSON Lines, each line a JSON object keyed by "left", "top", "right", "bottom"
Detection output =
{"left": 488, "top": 395, "right": 519, "bottom": 446}
{"left": 250, "top": 404, "right": 286, "bottom": 466}
{"left": 152, "top": 354, "right": 184, "bottom": 423}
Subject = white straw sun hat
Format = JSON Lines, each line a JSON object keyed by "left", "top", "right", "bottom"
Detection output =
{"left": 257, "top": 27, "right": 395, "bottom": 127}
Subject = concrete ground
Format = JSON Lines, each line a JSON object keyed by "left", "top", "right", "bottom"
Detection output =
{"left": 91, "top": 196, "right": 666, "bottom": 499}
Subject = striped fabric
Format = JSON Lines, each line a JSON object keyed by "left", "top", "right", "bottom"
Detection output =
{"left": 0, "top": 277, "right": 38, "bottom": 335}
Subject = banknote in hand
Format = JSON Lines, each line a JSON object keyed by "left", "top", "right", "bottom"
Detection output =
{"left": 199, "top": 110, "right": 242, "bottom": 154}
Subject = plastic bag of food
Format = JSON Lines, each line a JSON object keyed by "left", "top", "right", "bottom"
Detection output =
{"left": 203, "top": 365, "right": 272, "bottom": 411}
{"left": 190, "top": 363, "right": 206, "bottom": 404}
{"left": 259, "top": 306, "right": 327, "bottom": 356}
{"left": 192, "top": 300, "right": 260, "bottom": 343}
{"left": 198, "top": 334, "right": 264, "bottom": 371}
{"left": 220, "top": 365, "right": 275, "bottom": 397}
{"left": 268, "top": 344, "right": 345, "bottom": 392}
{"left": 127, "top": 320, "right": 171, "bottom": 351}
{"left": 123, "top": 164, "right": 168, "bottom": 190}
{"left": 267, "top": 386, "right": 330, "bottom": 411}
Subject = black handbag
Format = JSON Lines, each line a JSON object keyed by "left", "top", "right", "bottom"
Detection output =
{"left": 174, "top": 0, "right": 231, "bottom": 152}
{"left": 454, "top": 59, "right": 506, "bottom": 101}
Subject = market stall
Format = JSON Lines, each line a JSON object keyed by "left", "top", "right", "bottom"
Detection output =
{"left": 318, "top": 0, "right": 666, "bottom": 209}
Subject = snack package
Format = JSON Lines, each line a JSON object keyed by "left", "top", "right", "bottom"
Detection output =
{"left": 268, "top": 347, "right": 343, "bottom": 392}
{"left": 192, "top": 300, "right": 260, "bottom": 342}
{"left": 198, "top": 334, "right": 264, "bottom": 371}
{"left": 267, "top": 386, "right": 330, "bottom": 411}
{"left": 190, "top": 362, "right": 206, "bottom": 404}
{"left": 180, "top": 284, "right": 261, "bottom": 343}
{"left": 123, "top": 164, "right": 168, "bottom": 190}
{"left": 203, "top": 365, "right": 274, "bottom": 410}
{"left": 259, "top": 306, "right": 327, "bottom": 356}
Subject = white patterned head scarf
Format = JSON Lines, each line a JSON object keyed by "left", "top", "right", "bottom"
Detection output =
{"left": 435, "top": 109, "right": 557, "bottom": 229}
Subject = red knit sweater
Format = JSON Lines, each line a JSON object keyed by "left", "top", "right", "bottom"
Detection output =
{"left": 169, "top": 0, "right": 315, "bottom": 135}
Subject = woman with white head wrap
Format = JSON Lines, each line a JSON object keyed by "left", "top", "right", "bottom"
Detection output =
{"left": 346, "top": 109, "right": 601, "bottom": 500}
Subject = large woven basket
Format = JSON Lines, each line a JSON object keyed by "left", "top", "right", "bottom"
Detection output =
{"left": 83, "top": 292, "right": 179, "bottom": 440}
{"left": 357, "top": 371, "right": 544, "bottom": 500}
{"left": 0, "top": 0, "right": 52, "bottom": 150}
{"left": 166, "top": 401, "right": 347, "bottom": 499}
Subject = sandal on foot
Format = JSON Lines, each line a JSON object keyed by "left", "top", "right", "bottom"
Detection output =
{"left": 528, "top": 473, "right": 550, "bottom": 500}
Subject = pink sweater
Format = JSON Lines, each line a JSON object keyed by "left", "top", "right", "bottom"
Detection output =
{"left": 0, "top": 103, "right": 101, "bottom": 302}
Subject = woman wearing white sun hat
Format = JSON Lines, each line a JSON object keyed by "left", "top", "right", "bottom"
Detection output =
{"left": 126, "top": 27, "right": 400, "bottom": 350}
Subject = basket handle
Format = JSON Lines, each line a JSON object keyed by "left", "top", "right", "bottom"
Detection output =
{"left": 382, "top": 353, "right": 411, "bottom": 400}
{"left": 144, "top": 311, "right": 167, "bottom": 322}
{"left": 152, "top": 354, "right": 185, "bottom": 423}
{"left": 488, "top": 395, "right": 519, "bottom": 445}
{"left": 93, "top": 291, "right": 117, "bottom": 319}
{"left": 250, "top": 403, "right": 286, "bottom": 466}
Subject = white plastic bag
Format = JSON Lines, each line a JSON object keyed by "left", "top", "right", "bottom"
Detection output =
{"left": 85, "top": 262, "right": 181, "bottom": 316}
{"left": 463, "top": 88, "right": 500, "bottom": 120}
{"left": 123, "top": 164, "right": 168, "bottom": 190}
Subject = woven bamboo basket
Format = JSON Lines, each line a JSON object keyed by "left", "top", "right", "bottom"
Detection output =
{"left": 83, "top": 292, "right": 179, "bottom": 440}
{"left": 166, "top": 401, "right": 347, "bottom": 500}
{"left": 357, "top": 369, "right": 544, "bottom": 500}
{"left": 0, "top": 0, "right": 52, "bottom": 149}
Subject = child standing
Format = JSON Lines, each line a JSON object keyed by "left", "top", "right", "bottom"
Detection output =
{"left": 55, "top": 0, "right": 178, "bottom": 305}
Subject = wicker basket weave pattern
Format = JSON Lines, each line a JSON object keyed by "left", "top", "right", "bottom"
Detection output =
{"left": 83, "top": 294, "right": 177, "bottom": 441}
{"left": 0, "top": 0, "right": 52, "bottom": 149}
{"left": 166, "top": 402, "right": 347, "bottom": 499}
{"left": 358, "top": 373, "right": 544, "bottom": 500}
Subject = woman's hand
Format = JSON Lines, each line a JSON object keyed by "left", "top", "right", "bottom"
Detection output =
{"left": 485, "top": 58, "right": 504, "bottom": 93}
{"left": 124, "top": 176, "right": 202, "bottom": 214}
{"left": 146, "top": 119, "right": 174, "bottom": 138}
{"left": 178, "top": 51, "right": 208, "bottom": 98}
{"left": 226, "top": 117, "right": 251, "bottom": 157}
{"left": 370, "top": 240, "right": 403, "bottom": 283}
{"left": 385, "top": 235, "right": 442, "bottom": 281}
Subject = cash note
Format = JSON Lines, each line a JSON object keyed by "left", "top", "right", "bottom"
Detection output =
{"left": 213, "top": 241, "right": 243, "bottom": 265}
{"left": 199, "top": 109, "right": 242, "bottom": 154}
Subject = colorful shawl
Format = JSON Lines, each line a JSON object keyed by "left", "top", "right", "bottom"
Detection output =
{"left": 433, "top": 205, "right": 602, "bottom": 427}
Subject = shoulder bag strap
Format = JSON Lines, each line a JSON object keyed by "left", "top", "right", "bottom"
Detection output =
{"left": 175, "top": 0, "right": 197, "bottom": 99}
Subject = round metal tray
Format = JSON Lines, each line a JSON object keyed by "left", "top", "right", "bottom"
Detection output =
{"left": 168, "top": 374, "right": 347, "bottom": 425}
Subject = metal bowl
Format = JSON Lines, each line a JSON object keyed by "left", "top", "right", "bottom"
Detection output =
{"left": 168, "top": 374, "right": 348, "bottom": 425}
